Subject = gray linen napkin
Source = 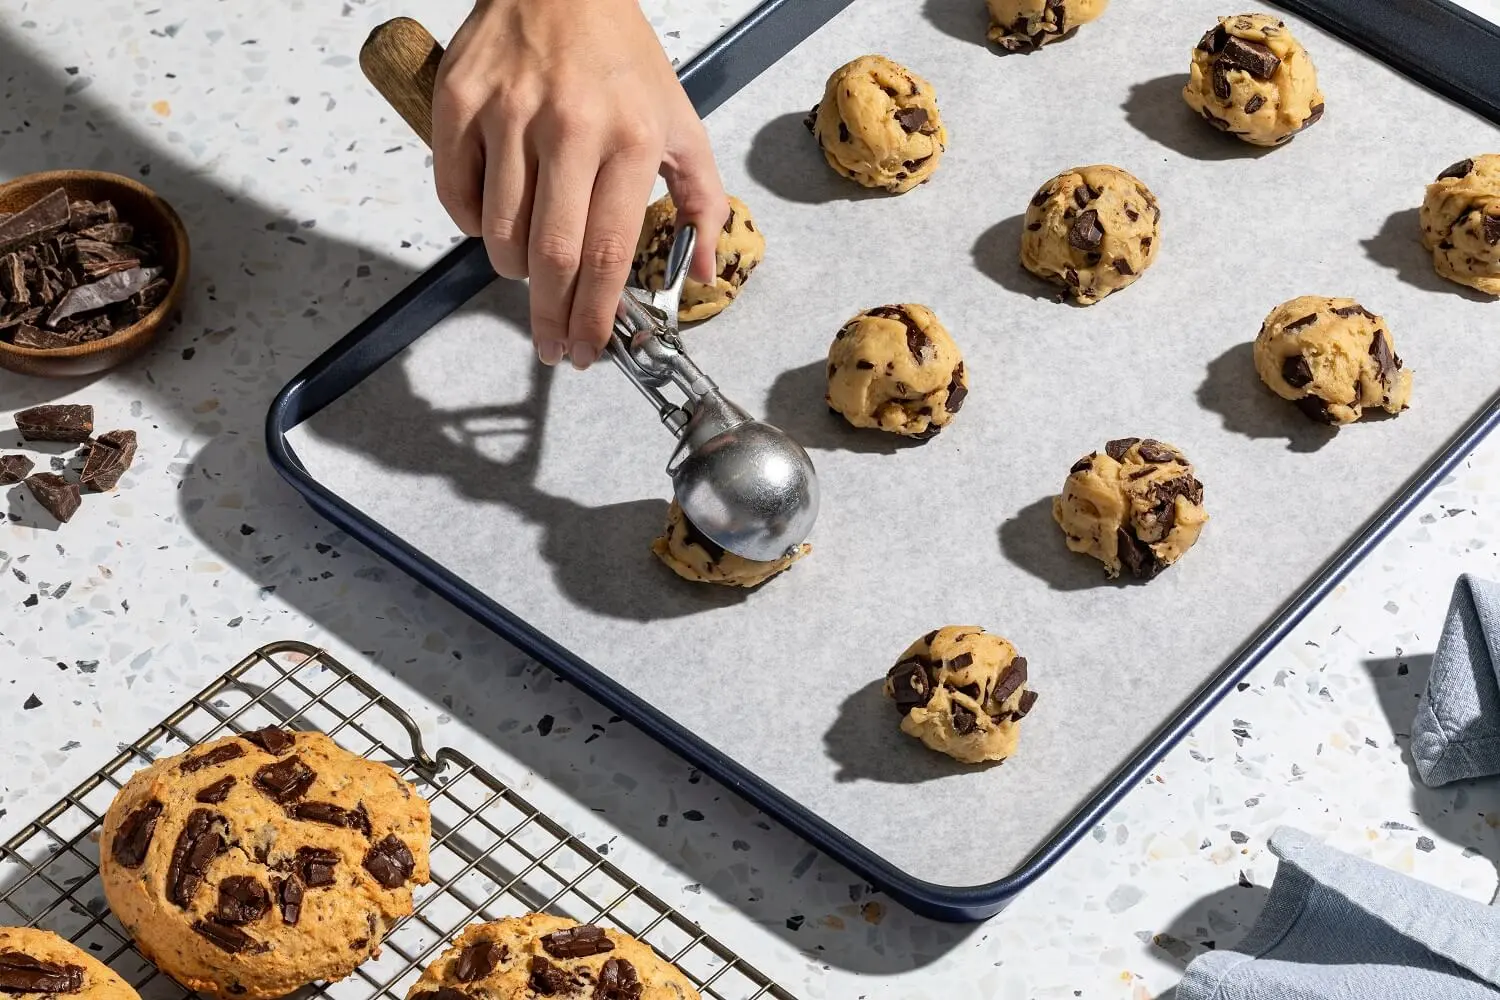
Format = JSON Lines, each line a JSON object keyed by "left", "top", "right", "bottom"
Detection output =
{"left": 1177, "top": 827, "right": 1500, "bottom": 999}
{"left": 1413, "top": 575, "right": 1500, "bottom": 787}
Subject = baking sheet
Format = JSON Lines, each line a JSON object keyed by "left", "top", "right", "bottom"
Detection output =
{"left": 285, "top": 0, "right": 1500, "bottom": 889}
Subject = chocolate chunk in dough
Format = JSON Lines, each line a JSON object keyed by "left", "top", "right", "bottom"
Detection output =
{"left": 886, "top": 658, "right": 933, "bottom": 715}
{"left": 992, "top": 656, "right": 1028, "bottom": 704}
{"left": 0, "top": 952, "right": 84, "bottom": 995}
{"left": 593, "top": 958, "right": 643, "bottom": 1000}
{"left": 1136, "top": 440, "right": 1177, "bottom": 464}
{"left": 1067, "top": 209, "right": 1104, "bottom": 252}
{"left": 24, "top": 473, "right": 82, "bottom": 523}
{"left": 274, "top": 874, "right": 304, "bottom": 925}
{"left": 527, "top": 957, "right": 573, "bottom": 996}
{"left": 192, "top": 919, "right": 261, "bottom": 955}
{"left": 289, "top": 801, "right": 372, "bottom": 837}
{"left": 195, "top": 776, "right": 236, "bottom": 804}
{"left": 1295, "top": 394, "right": 1335, "bottom": 424}
{"left": 254, "top": 756, "right": 316, "bottom": 803}
{"left": 0, "top": 454, "right": 33, "bottom": 485}
{"left": 15, "top": 404, "right": 93, "bottom": 442}
{"left": 242, "top": 726, "right": 296, "bottom": 755}
{"left": 454, "top": 940, "right": 506, "bottom": 983}
{"left": 1105, "top": 437, "right": 1140, "bottom": 461}
{"left": 296, "top": 847, "right": 340, "bottom": 888}
{"left": 1281, "top": 355, "right": 1315, "bottom": 388}
{"left": 166, "top": 809, "right": 228, "bottom": 907}
{"left": 1368, "top": 330, "right": 1398, "bottom": 383}
{"left": 216, "top": 876, "right": 271, "bottom": 924}
{"left": 541, "top": 924, "right": 614, "bottom": 959}
{"left": 1438, "top": 158, "right": 1475, "bottom": 181}
{"left": 362, "top": 834, "right": 415, "bottom": 888}
{"left": 111, "top": 800, "right": 163, "bottom": 867}
{"left": 181, "top": 743, "right": 245, "bottom": 773}
{"left": 1219, "top": 36, "right": 1281, "bottom": 77}
{"left": 894, "top": 107, "right": 929, "bottom": 133}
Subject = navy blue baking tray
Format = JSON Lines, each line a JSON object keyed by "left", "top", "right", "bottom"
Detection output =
{"left": 269, "top": 0, "right": 1500, "bottom": 922}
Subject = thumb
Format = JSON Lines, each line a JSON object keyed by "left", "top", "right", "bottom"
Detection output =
{"left": 660, "top": 119, "right": 729, "bottom": 285}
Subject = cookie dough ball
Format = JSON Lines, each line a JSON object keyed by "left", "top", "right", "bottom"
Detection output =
{"left": 883, "top": 627, "right": 1037, "bottom": 764}
{"left": 100, "top": 727, "right": 432, "bottom": 1000}
{"left": 0, "top": 927, "right": 139, "bottom": 1000}
{"left": 406, "top": 915, "right": 701, "bottom": 1000}
{"left": 986, "top": 0, "right": 1109, "bottom": 51}
{"left": 1420, "top": 155, "right": 1500, "bottom": 296}
{"left": 1021, "top": 165, "right": 1160, "bottom": 305}
{"left": 652, "top": 499, "right": 809, "bottom": 588}
{"left": 1254, "top": 296, "right": 1412, "bottom": 425}
{"left": 1183, "top": 14, "right": 1325, "bottom": 146}
{"left": 632, "top": 194, "right": 765, "bottom": 322}
{"left": 1053, "top": 438, "right": 1207, "bottom": 580}
{"left": 825, "top": 304, "right": 968, "bottom": 439}
{"left": 806, "top": 55, "right": 947, "bottom": 194}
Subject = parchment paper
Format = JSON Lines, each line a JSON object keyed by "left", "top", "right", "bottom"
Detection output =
{"left": 286, "top": 0, "right": 1500, "bottom": 887}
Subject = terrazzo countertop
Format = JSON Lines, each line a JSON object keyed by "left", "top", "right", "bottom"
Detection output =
{"left": 3, "top": 1, "right": 1500, "bottom": 997}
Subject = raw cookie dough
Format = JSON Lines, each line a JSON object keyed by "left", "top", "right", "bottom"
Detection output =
{"left": 1254, "top": 296, "right": 1412, "bottom": 425}
{"left": 0, "top": 927, "right": 139, "bottom": 1000}
{"left": 632, "top": 194, "right": 766, "bottom": 322}
{"left": 1420, "top": 155, "right": 1500, "bottom": 296}
{"left": 100, "top": 727, "right": 432, "bottom": 1000}
{"left": 1053, "top": 438, "right": 1207, "bottom": 580}
{"left": 1021, "top": 165, "right": 1160, "bottom": 305}
{"left": 806, "top": 55, "right": 947, "bottom": 194}
{"left": 883, "top": 627, "right": 1037, "bottom": 765}
{"left": 406, "top": 914, "right": 701, "bottom": 1000}
{"left": 986, "top": 0, "right": 1109, "bottom": 51}
{"left": 1183, "top": 14, "right": 1325, "bottom": 146}
{"left": 651, "top": 499, "right": 809, "bottom": 588}
{"left": 825, "top": 304, "right": 968, "bottom": 438}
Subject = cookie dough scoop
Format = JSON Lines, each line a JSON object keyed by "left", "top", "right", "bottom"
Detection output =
{"left": 359, "top": 18, "right": 819, "bottom": 564}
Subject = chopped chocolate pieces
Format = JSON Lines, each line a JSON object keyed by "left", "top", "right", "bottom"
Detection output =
{"left": 0, "top": 454, "right": 32, "bottom": 485}
{"left": 1295, "top": 394, "right": 1335, "bottom": 425}
{"left": 1030, "top": 186, "right": 1052, "bottom": 208}
{"left": 196, "top": 776, "right": 237, "bottom": 804}
{"left": 993, "top": 657, "right": 1029, "bottom": 704}
{"left": 69, "top": 199, "right": 117, "bottom": 229}
{"left": 1198, "top": 23, "right": 1229, "bottom": 53}
{"left": 72, "top": 238, "right": 142, "bottom": 278}
{"left": 948, "top": 652, "right": 975, "bottom": 671}
{"left": 296, "top": 846, "right": 340, "bottom": 888}
{"left": 181, "top": 742, "right": 245, "bottom": 773}
{"left": 80, "top": 429, "right": 137, "bottom": 491}
{"left": 274, "top": 874, "right": 304, "bottom": 925}
{"left": 1067, "top": 209, "right": 1104, "bottom": 252}
{"left": 837, "top": 120, "right": 850, "bottom": 144}
{"left": 167, "top": 809, "right": 228, "bottom": 908}
{"left": 362, "top": 834, "right": 415, "bottom": 888}
{"left": 25, "top": 473, "right": 81, "bottom": 523}
{"left": 1116, "top": 527, "right": 1162, "bottom": 580}
{"left": 254, "top": 756, "right": 316, "bottom": 803}
{"left": 905, "top": 326, "right": 933, "bottom": 364}
{"left": 1073, "top": 186, "right": 1090, "bottom": 210}
{"left": 1243, "top": 93, "right": 1266, "bottom": 115}
{"left": 1112, "top": 259, "right": 1135, "bottom": 276}
{"left": 1369, "top": 330, "right": 1398, "bottom": 383}
{"left": 1105, "top": 438, "right": 1140, "bottom": 461}
{"left": 541, "top": 924, "right": 614, "bottom": 959}
{"left": 950, "top": 705, "right": 977, "bottom": 735}
{"left": 527, "top": 957, "right": 573, "bottom": 996}
{"left": 1013, "top": 689, "right": 1039, "bottom": 719}
{"left": 887, "top": 658, "right": 933, "bottom": 715}
{"left": 894, "top": 106, "right": 929, "bottom": 133}
{"left": 593, "top": 958, "right": 642, "bottom": 1000}
{"left": 1281, "top": 354, "right": 1315, "bottom": 388}
{"left": 242, "top": 725, "right": 296, "bottom": 755}
{"left": 454, "top": 940, "right": 506, "bottom": 982}
{"left": 0, "top": 951, "right": 84, "bottom": 995}
{"left": 717, "top": 252, "right": 741, "bottom": 284}
{"left": 1331, "top": 304, "right": 1377, "bottom": 321}
{"left": 77, "top": 222, "right": 134, "bottom": 243}
{"left": 1070, "top": 454, "right": 1095, "bottom": 474}
{"left": 1284, "top": 313, "right": 1320, "bottom": 333}
{"left": 192, "top": 919, "right": 261, "bottom": 955}
{"left": 1438, "top": 158, "right": 1474, "bottom": 181}
{"left": 11, "top": 325, "right": 73, "bottom": 349}
{"left": 289, "top": 801, "right": 372, "bottom": 837}
{"left": 217, "top": 876, "right": 271, "bottom": 924}
{"left": 1218, "top": 36, "right": 1281, "bottom": 78}
{"left": 1136, "top": 440, "right": 1177, "bottom": 464}
{"left": 46, "top": 265, "right": 160, "bottom": 328}
{"left": 15, "top": 404, "right": 93, "bottom": 442}
{"left": 1484, "top": 214, "right": 1500, "bottom": 246}
{"left": 111, "top": 800, "right": 163, "bottom": 867}
{"left": 0, "top": 189, "right": 69, "bottom": 256}
{"left": 944, "top": 363, "right": 967, "bottom": 413}
{"left": 1301, "top": 103, "right": 1325, "bottom": 129}
{"left": 1211, "top": 61, "right": 1232, "bottom": 101}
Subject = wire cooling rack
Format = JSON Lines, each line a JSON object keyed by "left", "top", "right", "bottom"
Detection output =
{"left": 0, "top": 641, "right": 797, "bottom": 1000}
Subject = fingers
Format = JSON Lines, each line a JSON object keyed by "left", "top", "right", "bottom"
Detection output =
{"left": 660, "top": 116, "right": 729, "bottom": 285}
{"left": 568, "top": 149, "right": 658, "bottom": 367}
{"left": 528, "top": 125, "right": 601, "bottom": 368}
{"left": 480, "top": 123, "right": 535, "bottom": 280}
{"left": 430, "top": 81, "right": 486, "bottom": 238}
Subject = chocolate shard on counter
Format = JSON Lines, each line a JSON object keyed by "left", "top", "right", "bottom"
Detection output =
{"left": 15, "top": 404, "right": 94, "bottom": 442}
{"left": 45, "top": 265, "right": 161, "bottom": 328}
{"left": 0, "top": 454, "right": 34, "bottom": 485}
{"left": 24, "top": 473, "right": 82, "bottom": 523}
{"left": 0, "top": 189, "right": 70, "bottom": 255}
{"left": 80, "top": 429, "right": 137, "bottom": 491}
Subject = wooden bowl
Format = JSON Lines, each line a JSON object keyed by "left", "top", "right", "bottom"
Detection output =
{"left": 0, "top": 170, "right": 190, "bottom": 378}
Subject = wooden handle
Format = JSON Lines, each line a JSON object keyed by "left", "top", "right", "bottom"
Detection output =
{"left": 360, "top": 17, "right": 446, "bottom": 148}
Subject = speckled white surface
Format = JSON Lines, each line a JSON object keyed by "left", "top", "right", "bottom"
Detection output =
{"left": 0, "top": 2, "right": 1498, "bottom": 998}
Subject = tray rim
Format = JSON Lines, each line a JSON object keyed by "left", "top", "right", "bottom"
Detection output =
{"left": 265, "top": 0, "right": 1500, "bottom": 921}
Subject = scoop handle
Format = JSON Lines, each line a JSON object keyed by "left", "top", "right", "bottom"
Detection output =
{"left": 359, "top": 17, "right": 444, "bottom": 149}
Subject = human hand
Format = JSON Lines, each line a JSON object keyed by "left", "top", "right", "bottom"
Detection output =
{"left": 432, "top": 0, "right": 728, "bottom": 369}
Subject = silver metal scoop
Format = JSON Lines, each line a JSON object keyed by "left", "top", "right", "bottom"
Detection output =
{"left": 608, "top": 225, "right": 819, "bottom": 562}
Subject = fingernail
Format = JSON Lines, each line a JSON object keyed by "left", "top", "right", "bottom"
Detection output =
{"left": 537, "top": 340, "right": 565, "bottom": 366}
{"left": 569, "top": 342, "right": 599, "bottom": 370}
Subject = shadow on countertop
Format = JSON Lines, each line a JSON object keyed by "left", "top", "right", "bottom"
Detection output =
{"left": 0, "top": 26, "right": 979, "bottom": 972}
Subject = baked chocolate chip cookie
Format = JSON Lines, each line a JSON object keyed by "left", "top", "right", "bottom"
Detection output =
{"left": 1053, "top": 438, "right": 1208, "bottom": 580}
{"left": 1253, "top": 296, "right": 1412, "bottom": 425}
{"left": 883, "top": 627, "right": 1037, "bottom": 764}
{"left": 406, "top": 914, "right": 700, "bottom": 1000}
{"left": 0, "top": 927, "right": 138, "bottom": 1000}
{"left": 100, "top": 727, "right": 431, "bottom": 999}
{"left": 825, "top": 304, "right": 967, "bottom": 438}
